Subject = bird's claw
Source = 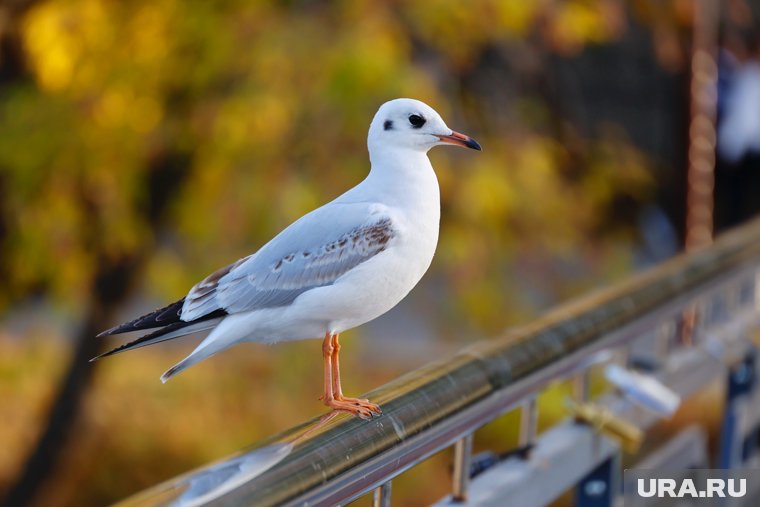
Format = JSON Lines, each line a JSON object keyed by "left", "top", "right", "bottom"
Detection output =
{"left": 324, "top": 396, "right": 382, "bottom": 419}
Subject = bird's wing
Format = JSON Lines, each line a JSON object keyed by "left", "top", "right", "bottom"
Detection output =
{"left": 181, "top": 202, "right": 397, "bottom": 321}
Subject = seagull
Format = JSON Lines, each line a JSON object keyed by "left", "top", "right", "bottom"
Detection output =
{"left": 94, "top": 98, "right": 481, "bottom": 419}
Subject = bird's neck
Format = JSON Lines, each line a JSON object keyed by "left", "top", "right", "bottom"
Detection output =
{"left": 364, "top": 147, "right": 440, "bottom": 209}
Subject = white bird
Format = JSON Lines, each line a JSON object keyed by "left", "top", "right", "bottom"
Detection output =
{"left": 94, "top": 98, "right": 481, "bottom": 418}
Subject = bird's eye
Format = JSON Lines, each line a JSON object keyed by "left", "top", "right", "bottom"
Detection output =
{"left": 408, "top": 114, "right": 426, "bottom": 129}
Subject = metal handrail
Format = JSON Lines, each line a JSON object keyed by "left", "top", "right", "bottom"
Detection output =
{"left": 119, "top": 217, "right": 760, "bottom": 507}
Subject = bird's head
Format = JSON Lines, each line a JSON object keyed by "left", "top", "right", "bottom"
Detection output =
{"left": 368, "top": 98, "right": 481, "bottom": 154}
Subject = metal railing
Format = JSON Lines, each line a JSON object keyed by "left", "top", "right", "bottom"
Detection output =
{"left": 118, "top": 217, "right": 760, "bottom": 507}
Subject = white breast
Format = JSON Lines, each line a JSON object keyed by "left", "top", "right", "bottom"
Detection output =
{"left": 248, "top": 150, "right": 442, "bottom": 342}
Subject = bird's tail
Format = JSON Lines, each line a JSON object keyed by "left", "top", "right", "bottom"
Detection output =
{"left": 159, "top": 320, "right": 241, "bottom": 383}
{"left": 160, "top": 341, "right": 225, "bottom": 383}
{"left": 160, "top": 356, "right": 199, "bottom": 383}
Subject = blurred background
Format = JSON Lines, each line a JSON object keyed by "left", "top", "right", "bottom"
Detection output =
{"left": 1, "top": 0, "right": 760, "bottom": 506}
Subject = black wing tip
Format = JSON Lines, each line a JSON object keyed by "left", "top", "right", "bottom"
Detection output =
{"left": 96, "top": 298, "right": 186, "bottom": 337}
{"left": 91, "top": 319, "right": 207, "bottom": 362}
{"left": 89, "top": 348, "right": 119, "bottom": 362}
{"left": 96, "top": 326, "right": 120, "bottom": 338}
{"left": 90, "top": 340, "right": 136, "bottom": 362}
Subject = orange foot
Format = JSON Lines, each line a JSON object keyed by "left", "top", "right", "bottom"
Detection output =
{"left": 324, "top": 396, "right": 382, "bottom": 419}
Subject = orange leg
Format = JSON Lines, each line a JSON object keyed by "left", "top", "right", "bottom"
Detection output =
{"left": 321, "top": 333, "right": 381, "bottom": 419}
{"left": 331, "top": 334, "right": 381, "bottom": 411}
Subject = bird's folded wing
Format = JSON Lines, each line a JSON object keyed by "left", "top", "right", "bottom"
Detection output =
{"left": 181, "top": 202, "right": 397, "bottom": 321}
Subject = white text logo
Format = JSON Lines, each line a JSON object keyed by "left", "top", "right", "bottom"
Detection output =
{"left": 637, "top": 478, "right": 746, "bottom": 498}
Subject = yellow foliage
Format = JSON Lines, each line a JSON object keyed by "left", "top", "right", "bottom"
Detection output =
{"left": 23, "top": 1, "right": 78, "bottom": 92}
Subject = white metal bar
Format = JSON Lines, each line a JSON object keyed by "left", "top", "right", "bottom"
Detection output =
{"left": 451, "top": 434, "right": 474, "bottom": 502}
{"left": 519, "top": 397, "right": 538, "bottom": 448}
{"left": 574, "top": 371, "right": 590, "bottom": 402}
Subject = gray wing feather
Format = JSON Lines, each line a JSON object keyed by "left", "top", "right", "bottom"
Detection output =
{"left": 181, "top": 205, "right": 395, "bottom": 321}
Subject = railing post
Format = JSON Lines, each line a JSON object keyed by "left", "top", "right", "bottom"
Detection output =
{"left": 451, "top": 434, "right": 474, "bottom": 502}
{"left": 372, "top": 481, "right": 392, "bottom": 507}
{"left": 519, "top": 397, "right": 538, "bottom": 448}
{"left": 657, "top": 320, "right": 676, "bottom": 361}
{"left": 574, "top": 372, "right": 589, "bottom": 402}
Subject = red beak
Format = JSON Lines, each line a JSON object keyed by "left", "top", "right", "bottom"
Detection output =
{"left": 435, "top": 130, "right": 482, "bottom": 150}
